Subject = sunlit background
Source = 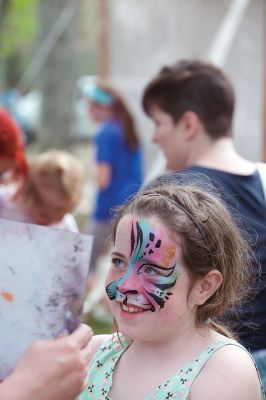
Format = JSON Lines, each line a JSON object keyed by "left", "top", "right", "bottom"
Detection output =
{"left": 0, "top": 1, "right": 265, "bottom": 158}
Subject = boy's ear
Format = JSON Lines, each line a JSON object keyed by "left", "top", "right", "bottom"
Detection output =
{"left": 180, "top": 111, "right": 201, "bottom": 141}
{"left": 189, "top": 270, "right": 223, "bottom": 306}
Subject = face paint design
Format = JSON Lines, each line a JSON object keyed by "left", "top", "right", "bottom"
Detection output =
{"left": 106, "top": 217, "right": 180, "bottom": 312}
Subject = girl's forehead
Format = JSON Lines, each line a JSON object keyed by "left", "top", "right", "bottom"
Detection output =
{"left": 117, "top": 214, "right": 170, "bottom": 235}
{"left": 115, "top": 214, "right": 178, "bottom": 257}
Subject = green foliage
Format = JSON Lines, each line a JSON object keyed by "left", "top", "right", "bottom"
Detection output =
{"left": 0, "top": 0, "right": 38, "bottom": 57}
{"left": 84, "top": 313, "right": 112, "bottom": 335}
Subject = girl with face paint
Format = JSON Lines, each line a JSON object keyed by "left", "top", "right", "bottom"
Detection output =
{"left": 2, "top": 182, "right": 264, "bottom": 399}
{"left": 78, "top": 182, "right": 264, "bottom": 400}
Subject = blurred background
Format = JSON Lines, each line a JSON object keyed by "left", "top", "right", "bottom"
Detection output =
{"left": 1, "top": 0, "right": 265, "bottom": 194}
{"left": 0, "top": 0, "right": 265, "bottom": 330}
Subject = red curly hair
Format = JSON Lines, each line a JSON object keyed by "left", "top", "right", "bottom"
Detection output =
{"left": 0, "top": 108, "right": 28, "bottom": 180}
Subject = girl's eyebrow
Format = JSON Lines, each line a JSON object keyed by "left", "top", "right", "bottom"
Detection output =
{"left": 111, "top": 251, "right": 127, "bottom": 260}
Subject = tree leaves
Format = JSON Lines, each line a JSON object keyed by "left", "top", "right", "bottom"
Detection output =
{"left": 0, "top": 0, "right": 38, "bottom": 57}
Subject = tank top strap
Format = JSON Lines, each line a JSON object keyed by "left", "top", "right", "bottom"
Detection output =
{"left": 79, "top": 333, "right": 130, "bottom": 400}
{"left": 179, "top": 338, "right": 264, "bottom": 400}
{"left": 146, "top": 339, "right": 245, "bottom": 400}
{"left": 182, "top": 338, "right": 240, "bottom": 384}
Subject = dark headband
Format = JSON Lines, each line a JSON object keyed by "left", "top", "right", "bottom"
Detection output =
{"left": 142, "top": 192, "right": 215, "bottom": 267}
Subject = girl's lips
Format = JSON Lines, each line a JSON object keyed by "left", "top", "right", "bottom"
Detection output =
{"left": 115, "top": 295, "right": 156, "bottom": 313}
{"left": 121, "top": 303, "right": 150, "bottom": 313}
{"left": 115, "top": 302, "right": 152, "bottom": 318}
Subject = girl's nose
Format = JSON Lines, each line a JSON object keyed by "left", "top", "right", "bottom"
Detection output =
{"left": 117, "top": 274, "right": 139, "bottom": 294}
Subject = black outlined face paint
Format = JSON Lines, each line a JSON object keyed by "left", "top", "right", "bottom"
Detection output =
{"left": 106, "top": 216, "right": 180, "bottom": 312}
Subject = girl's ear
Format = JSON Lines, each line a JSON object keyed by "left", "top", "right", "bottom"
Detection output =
{"left": 190, "top": 270, "right": 223, "bottom": 306}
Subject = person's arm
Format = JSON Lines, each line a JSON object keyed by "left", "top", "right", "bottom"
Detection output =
{"left": 94, "top": 162, "right": 112, "bottom": 190}
{"left": 190, "top": 345, "right": 262, "bottom": 400}
{"left": 0, "top": 324, "right": 93, "bottom": 400}
{"left": 94, "top": 123, "right": 119, "bottom": 190}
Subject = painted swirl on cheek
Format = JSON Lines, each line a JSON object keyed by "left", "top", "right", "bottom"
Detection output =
{"left": 144, "top": 271, "right": 178, "bottom": 310}
{"left": 106, "top": 218, "right": 179, "bottom": 311}
{"left": 106, "top": 276, "right": 123, "bottom": 300}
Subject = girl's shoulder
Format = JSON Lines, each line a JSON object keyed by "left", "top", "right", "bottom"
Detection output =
{"left": 90, "top": 334, "right": 112, "bottom": 357}
{"left": 90, "top": 333, "right": 129, "bottom": 358}
{"left": 191, "top": 340, "right": 263, "bottom": 400}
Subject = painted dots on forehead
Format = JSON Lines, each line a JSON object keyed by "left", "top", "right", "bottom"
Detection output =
{"left": 137, "top": 218, "right": 177, "bottom": 266}
{"left": 116, "top": 215, "right": 178, "bottom": 267}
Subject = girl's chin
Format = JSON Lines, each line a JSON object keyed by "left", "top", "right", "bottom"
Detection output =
{"left": 115, "top": 322, "right": 149, "bottom": 341}
{"left": 117, "top": 324, "right": 161, "bottom": 343}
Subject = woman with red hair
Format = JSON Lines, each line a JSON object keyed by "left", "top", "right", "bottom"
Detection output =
{"left": 0, "top": 107, "right": 28, "bottom": 192}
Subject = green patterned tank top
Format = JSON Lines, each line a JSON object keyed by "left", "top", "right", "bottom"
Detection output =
{"left": 79, "top": 333, "right": 265, "bottom": 400}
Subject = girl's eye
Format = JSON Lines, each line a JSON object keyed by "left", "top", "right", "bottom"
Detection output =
{"left": 145, "top": 266, "right": 158, "bottom": 275}
{"left": 111, "top": 258, "right": 126, "bottom": 270}
{"left": 137, "top": 264, "right": 160, "bottom": 276}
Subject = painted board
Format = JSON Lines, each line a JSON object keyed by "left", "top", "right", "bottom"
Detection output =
{"left": 0, "top": 218, "right": 92, "bottom": 380}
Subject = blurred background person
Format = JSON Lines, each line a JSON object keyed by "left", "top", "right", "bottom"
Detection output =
{"left": 84, "top": 80, "right": 143, "bottom": 284}
{"left": 142, "top": 58, "right": 266, "bottom": 389}
{"left": 0, "top": 149, "right": 84, "bottom": 232}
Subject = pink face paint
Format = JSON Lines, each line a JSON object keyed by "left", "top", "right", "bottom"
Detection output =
{"left": 106, "top": 217, "right": 179, "bottom": 312}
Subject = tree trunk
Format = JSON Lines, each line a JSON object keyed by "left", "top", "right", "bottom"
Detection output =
{"left": 38, "top": 0, "right": 78, "bottom": 149}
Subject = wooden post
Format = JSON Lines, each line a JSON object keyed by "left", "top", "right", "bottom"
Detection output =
{"left": 97, "top": 0, "right": 109, "bottom": 78}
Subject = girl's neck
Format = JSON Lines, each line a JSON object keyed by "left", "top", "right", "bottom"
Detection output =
{"left": 128, "top": 325, "right": 217, "bottom": 362}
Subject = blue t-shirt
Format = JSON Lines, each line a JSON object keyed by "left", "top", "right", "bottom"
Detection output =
{"left": 93, "top": 119, "right": 142, "bottom": 221}
{"left": 147, "top": 166, "right": 266, "bottom": 351}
